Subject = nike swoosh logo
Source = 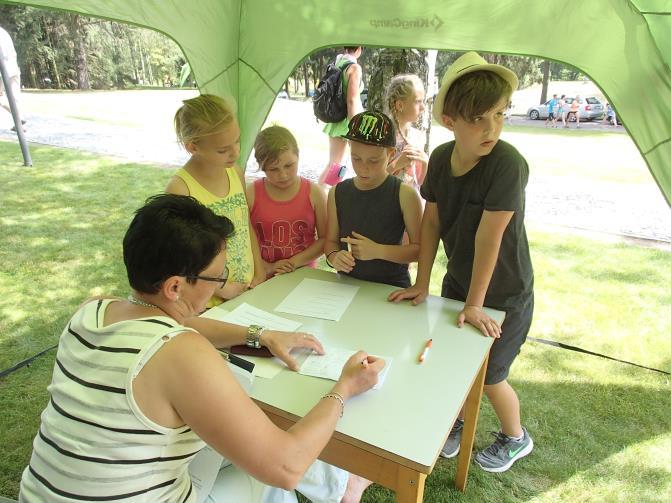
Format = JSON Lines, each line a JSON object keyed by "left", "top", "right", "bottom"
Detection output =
{"left": 508, "top": 444, "right": 525, "bottom": 457}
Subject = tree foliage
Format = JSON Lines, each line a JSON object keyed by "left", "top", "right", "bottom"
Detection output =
{"left": 0, "top": 4, "right": 187, "bottom": 90}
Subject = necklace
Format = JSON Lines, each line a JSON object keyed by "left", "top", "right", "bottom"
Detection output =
{"left": 127, "top": 294, "right": 161, "bottom": 310}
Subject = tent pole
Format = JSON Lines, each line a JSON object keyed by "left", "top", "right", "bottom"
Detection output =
{"left": 0, "top": 57, "right": 32, "bottom": 167}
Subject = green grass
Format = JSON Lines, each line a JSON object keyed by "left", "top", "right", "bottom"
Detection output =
{"left": 1, "top": 140, "right": 670, "bottom": 501}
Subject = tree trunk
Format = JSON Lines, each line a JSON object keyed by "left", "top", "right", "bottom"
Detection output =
{"left": 367, "top": 48, "right": 430, "bottom": 135}
{"left": 71, "top": 15, "right": 90, "bottom": 90}
{"left": 540, "top": 60, "right": 550, "bottom": 104}
{"left": 302, "top": 62, "right": 310, "bottom": 97}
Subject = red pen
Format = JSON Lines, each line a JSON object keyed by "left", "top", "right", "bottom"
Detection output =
{"left": 418, "top": 339, "right": 433, "bottom": 364}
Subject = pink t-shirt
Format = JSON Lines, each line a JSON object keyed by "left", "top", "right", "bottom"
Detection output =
{"left": 250, "top": 177, "right": 317, "bottom": 265}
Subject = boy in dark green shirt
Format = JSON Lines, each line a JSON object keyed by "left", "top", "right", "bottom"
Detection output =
{"left": 390, "top": 52, "right": 534, "bottom": 473}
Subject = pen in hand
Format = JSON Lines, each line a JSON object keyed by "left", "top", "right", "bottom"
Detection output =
{"left": 418, "top": 339, "right": 433, "bottom": 364}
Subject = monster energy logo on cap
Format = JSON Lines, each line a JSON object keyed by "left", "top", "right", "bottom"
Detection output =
{"left": 343, "top": 111, "right": 396, "bottom": 148}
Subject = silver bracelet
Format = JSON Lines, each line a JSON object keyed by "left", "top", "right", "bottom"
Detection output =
{"left": 322, "top": 392, "right": 344, "bottom": 417}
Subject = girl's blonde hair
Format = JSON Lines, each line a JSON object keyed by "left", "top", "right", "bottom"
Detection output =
{"left": 174, "top": 94, "right": 236, "bottom": 147}
{"left": 384, "top": 74, "right": 424, "bottom": 144}
{"left": 253, "top": 125, "right": 299, "bottom": 171}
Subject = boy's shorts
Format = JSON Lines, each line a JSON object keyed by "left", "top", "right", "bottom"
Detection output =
{"left": 441, "top": 276, "right": 534, "bottom": 385}
{"left": 548, "top": 112, "right": 555, "bottom": 119}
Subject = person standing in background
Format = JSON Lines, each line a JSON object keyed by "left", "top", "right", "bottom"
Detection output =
{"left": 0, "top": 25, "right": 25, "bottom": 132}
{"left": 318, "top": 46, "right": 364, "bottom": 187}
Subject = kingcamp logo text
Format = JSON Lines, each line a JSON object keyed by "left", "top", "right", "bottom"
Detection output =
{"left": 369, "top": 15, "right": 444, "bottom": 31}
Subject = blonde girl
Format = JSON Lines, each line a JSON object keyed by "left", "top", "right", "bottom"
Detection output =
{"left": 166, "top": 94, "right": 266, "bottom": 305}
{"left": 384, "top": 74, "right": 429, "bottom": 188}
{"left": 248, "top": 125, "right": 327, "bottom": 276}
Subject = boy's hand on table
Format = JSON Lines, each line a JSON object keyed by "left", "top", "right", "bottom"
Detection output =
{"left": 342, "top": 232, "right": 379, "bottom": 261}
{"left": 331, "top": 250, "right": 355, "bottom": 273}
{"left": 387, "top": 284, "right": 429, "bottom": 305}
{"left": 457, "top": 306, "right": 501, "bottom": 338}
{"left": 261, "top": 330, "right": 324, "bottom": 371}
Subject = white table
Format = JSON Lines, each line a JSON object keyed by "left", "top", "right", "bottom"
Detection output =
{"left": 206, "top": 268, "right": 503, "bottom": 501}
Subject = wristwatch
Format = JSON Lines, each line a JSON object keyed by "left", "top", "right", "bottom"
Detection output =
{"left": 246, "top": 324, "right": 265, "bottom": 348}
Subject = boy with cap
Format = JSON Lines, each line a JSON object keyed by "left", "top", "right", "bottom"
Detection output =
{"left": 389, "top": 52, "right": 534, "bottom": 472}
{"left": 325, "top": 111, "right": 422, "bottom": 288}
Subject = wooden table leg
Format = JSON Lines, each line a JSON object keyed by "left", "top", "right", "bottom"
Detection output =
{"left": 395, "top": 465, "right": 426, "bottom": 503}
{"left": 455, "top": 354, "right": 488, "bottom": 491}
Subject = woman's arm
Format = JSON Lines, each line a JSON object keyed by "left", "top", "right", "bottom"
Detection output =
{"left": 144, "top": 332, "right": 383, "bottom": 490}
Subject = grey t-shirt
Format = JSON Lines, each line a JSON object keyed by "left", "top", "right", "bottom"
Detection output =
{"left": 420, "top": 140, "right": 533, "bottom": 310}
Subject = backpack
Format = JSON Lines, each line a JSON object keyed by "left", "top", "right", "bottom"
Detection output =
{"left": 313, "top": 60, "right": 353, "bottom": 123}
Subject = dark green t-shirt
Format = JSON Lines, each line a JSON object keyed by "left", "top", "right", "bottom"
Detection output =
{"left": 420, "top": 140, "right": 533, "bottom": 310}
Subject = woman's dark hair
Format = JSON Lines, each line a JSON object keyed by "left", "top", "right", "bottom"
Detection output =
{"left": 123, "top": 194, "right": 235, "bottom": 293}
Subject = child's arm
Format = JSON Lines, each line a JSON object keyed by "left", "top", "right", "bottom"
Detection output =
{"left": 388, "top": 201, "right": 440, "bottom": 305}
{"left": 165, "top": 175, "right": 190, "bottom": 195}
{"left": 459, "top": 210, "right": 514, "bottom": 338}
{"left": 341, "top": 184, "right": 421, "bottom": 264}
{"left": 234, "top": 167, "right": 268, "bottom": 288}
{"left": 346, "top": 64, "right": 364, "bottom": 119}
{"left": 324, "top": 186, "right": 355, "bottom": 272}
{"left": 274, "top": 182, "right": 327, "bottom": 273}
{"left": 246, "top": 181, "right": 274, "bottom": 279}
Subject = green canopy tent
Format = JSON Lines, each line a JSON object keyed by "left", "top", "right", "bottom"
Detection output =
{"left": 4, "top": 0, "right": 671, "bottom": 205}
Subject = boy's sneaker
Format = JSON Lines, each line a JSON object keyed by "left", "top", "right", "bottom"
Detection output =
{"left": 474, "top": 427, "right": 533, "bottom": 473}
{"left": 439, "top": 418, "right": 464, "bottom": 458}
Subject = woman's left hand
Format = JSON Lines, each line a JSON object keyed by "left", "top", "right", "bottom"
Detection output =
{"left": 457, "top": 306, "right": 502, "bottom": 338}
{"left": 260, "top": 330, "right": 325, "bottom": 371}
{"left": 341, "top": 231, "right": 380, "bottom": 261}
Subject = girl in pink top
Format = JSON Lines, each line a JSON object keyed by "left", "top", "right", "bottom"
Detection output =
{"left": 248, "top": 126, "right": 327, "bottom": 276}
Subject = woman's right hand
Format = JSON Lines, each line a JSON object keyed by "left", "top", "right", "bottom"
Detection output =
{"left": 333, "top": 351, "right": 385, "bottom": 399}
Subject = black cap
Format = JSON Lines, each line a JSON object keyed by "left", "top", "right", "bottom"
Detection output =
{"left": 342, "top": 111, "right": 396, "bottom": 148}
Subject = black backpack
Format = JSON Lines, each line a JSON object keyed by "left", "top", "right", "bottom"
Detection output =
{"left": 313, "top": 60, "right": 353, "bottom": 123}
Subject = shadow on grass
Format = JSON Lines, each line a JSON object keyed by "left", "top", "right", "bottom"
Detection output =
{"left": 358, "top": 376, "right": 671, "bottom": 503}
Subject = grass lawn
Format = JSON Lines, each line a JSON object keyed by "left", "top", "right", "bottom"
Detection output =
{"left": 1, "top": 139, "right": 670, "bottom": 501}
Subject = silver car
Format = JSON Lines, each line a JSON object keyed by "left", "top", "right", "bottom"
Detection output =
{"left": 527, "top": 96, "right": 604, "bottom": 121}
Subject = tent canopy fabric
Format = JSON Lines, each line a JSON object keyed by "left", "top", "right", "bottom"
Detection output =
{"left": 4, "top": 0, "right": 671, "bottom": 205}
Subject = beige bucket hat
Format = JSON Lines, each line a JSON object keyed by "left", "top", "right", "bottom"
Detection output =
{"left": 432, "top": 51, "right": 519, "bottom": 123}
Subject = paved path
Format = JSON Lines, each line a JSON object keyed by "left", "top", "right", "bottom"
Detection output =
{"left": 2, "top": 110, "right": 670, "bottom": 247}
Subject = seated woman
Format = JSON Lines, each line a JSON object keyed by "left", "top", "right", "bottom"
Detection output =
{"left": 19, "top": 194, "right": 383, "bottom": 502}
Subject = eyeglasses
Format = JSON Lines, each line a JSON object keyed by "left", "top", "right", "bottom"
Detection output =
{"left": 186, "top": 265, "right": 229, "bottom": 289}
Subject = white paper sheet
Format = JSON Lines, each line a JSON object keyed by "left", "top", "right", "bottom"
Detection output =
{"left": 204, "top": 302, "right": 302, "bottom": 332}
{"left": 299, "top": 347, "right": 392, "bottom": 390}
{"left": 275, "top": 279, "right": 359, "bottom": 321}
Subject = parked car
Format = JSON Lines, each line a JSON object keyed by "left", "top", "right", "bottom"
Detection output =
{"left": 276, "top": 90, "right": 289, "bottom": 99}
{"left": 527, "top": 96, "right": 604, "bottom": 121}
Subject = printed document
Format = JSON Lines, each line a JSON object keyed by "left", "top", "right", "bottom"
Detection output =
{"left": 275, "top": 279, "right": 359, "bottom": 321}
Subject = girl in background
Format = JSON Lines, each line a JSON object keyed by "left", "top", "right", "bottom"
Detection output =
{"left": 249, "top": 125, "right": 327, "bottom": 276}
{"left": 384, "top": 74, "right": 429, "bottom": 190}
{"left": 166, "top": 94, "right": 266, "bottom": 306}
{"left": 317, "top": 46, "right": 364, "bottom": 187}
